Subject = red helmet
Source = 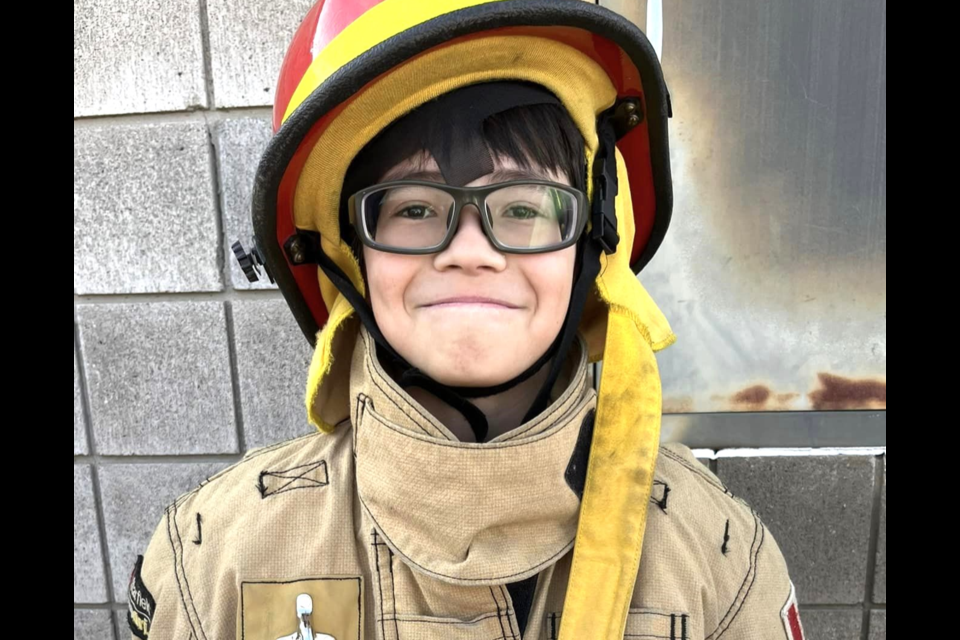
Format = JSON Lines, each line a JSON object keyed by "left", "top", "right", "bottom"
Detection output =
{"left": 240, "top": 0, "right": 673, "bottom": 345}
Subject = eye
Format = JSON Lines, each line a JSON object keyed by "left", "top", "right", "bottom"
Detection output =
{"left": 502, "top": 205, "right": 545, "bottom": 220}
{"left": 393, "top": 204, "right": 436, "bottom": 219}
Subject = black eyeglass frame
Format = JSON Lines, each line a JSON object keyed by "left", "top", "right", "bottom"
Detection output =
{"left": 348, "top": 179, "right": 589, "bottom": 255}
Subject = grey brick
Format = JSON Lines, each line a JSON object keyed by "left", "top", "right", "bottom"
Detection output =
{"left": 874, "top": 457, "right": 886, "bottom": 603}
{"left": 76, "top": 349, "right": 89, "bottom": 455}
{"left": 717, "top": 455, "right": 875, "bottom": 604}
{"left": 99, "top": 462, "right": 228, "bottom": 601}
{"left": 74, "top": 0, "right": 207, "bottom": 116}
{"left": 870, "top": 610, "right": 886, "bottom": 640}
{"left": 213, "top": 117, "right": 277, "bottom": 290}
{"left": 798, "top": 609, "right": 862, "bottom": 640}
{"left": 75, "top": 609, "right": 116, "bottom": 640}
{"left": 114, "top": 608, "right": 131, "bottom": 640}
{"left": 233, "top": 299, "right": 314, "bottom": 448}
{"left": 206, "top": 0, "right": 316, "bottom": 108}
{"left": 75, "top": 465, "right": 108, "bottom": 603}
{"left": 113, "top": 608, "right": 125, "bottom": 640}
{"left": 77, "top": 303, "right": 239, "bottom": 455}
{"left": 74, "top": 122, "right": 222, "bottom": 294}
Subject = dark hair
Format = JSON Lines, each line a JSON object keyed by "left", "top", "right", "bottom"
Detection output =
{"left": 340, "top": 97, "right": 586, "bottom": 251}
{"left": 481, "top": 103, "right": 586, "bottom": 191}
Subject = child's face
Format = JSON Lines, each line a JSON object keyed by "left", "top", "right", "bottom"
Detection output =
{"left": 362, "top": 153, "right": 578, "bottom": 388}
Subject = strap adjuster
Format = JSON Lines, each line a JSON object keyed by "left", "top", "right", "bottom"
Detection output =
{"left": 590, "top": 116, "right": 620, "bottom": 255}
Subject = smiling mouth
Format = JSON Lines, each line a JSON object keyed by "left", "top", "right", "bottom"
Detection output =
{"left": 422, "top": 297, "right": 520, "bottom": 309}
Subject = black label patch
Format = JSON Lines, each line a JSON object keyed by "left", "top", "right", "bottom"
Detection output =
{"left": 127, "top": 555, "right": 156, "bottom": 639}
{"left": 564, "top": 410, "right": 595, "bottom": 500}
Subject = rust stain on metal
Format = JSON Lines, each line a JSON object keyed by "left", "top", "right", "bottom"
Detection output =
{"left": 732, "top": 385, "right": 772, "bottom": 406}
{"left": 693, "top": 375, "right": 885, "bottom": 412}
{"left": 809, "top": 373, "right": 887, "bottom": 410}
{"left": 725, "top": 385, "right": 800, "bottom": 411}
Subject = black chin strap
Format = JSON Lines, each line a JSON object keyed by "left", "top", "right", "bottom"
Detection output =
{"left": 307, "top": 115, "right": 620, "bottom": 442}
{"left": 521, "top": 239, "right": 601, "bottom": 423}
{"left": 522, "top": 108, "right": 620, "bottom": 421}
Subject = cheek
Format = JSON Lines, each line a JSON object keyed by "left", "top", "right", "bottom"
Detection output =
{"left": 363, "top": 250, "right": 418, "bottom": 319}
{"left": 522, "top": 249, "right": 577, "bottom": 326}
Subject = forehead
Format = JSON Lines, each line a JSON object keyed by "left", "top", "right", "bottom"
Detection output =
{"left": 380, "top": 153, "right": 568, "bottom": 187}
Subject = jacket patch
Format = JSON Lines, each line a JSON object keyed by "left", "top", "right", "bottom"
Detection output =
{"left": 127, "top": 555, "right": 156, "bottom": 639}
{"left": 239, "top": 577, "right": 362, "bottom": 640}
{"left": 781, "top": 582, "right": 805, "bottom": 639}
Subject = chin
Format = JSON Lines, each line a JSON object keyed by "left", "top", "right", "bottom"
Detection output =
{"left": 422, "top": 345, "right": 526, "bottom": 388}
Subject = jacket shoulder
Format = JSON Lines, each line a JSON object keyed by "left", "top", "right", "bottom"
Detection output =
{"left": 630, "top": 444, "right": 798, "bottom": 639}
{"left": 127, "top": 427, "right": 355, "bottom": 640}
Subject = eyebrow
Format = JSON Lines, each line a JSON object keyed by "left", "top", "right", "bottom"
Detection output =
{"left": 383, "top": 167, "right": 553, "bottom": 183}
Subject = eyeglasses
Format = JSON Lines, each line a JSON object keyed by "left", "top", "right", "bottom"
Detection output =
{"left": 348, "top": 180, "right": 588, "bottom": 254}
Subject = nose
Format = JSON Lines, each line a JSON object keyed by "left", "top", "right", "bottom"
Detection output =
{"left": 432, "top": 204, "right": 507, "bottom": 273}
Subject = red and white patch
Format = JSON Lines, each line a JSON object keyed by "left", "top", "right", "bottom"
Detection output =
{"left": 781, "top": 582, "right": 805, "bottom": 640}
